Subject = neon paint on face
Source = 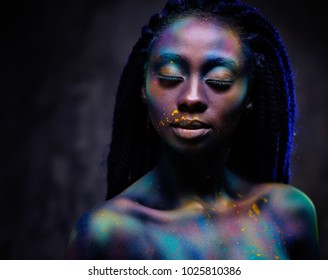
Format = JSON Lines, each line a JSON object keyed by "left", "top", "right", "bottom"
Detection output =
{"left": 143, "top": 16, "right": 249, "bottom": 154}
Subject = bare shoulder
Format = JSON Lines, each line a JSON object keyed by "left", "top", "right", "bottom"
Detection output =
{"left": 258, "top": 183, "right": 316, "bottom": 216}
{"left": 65, "top": 197, "right": 148, "bottom": 259}
{"left": 262, "top": 183, "right": 317, "bottom": 228}
{"left": 258, "top": 183, "right": 319, "bottom": 259}
{"left": 65, "top": 171, "right": 160, "bottom": 259}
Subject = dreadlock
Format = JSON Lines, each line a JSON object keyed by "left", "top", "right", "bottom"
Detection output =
{"left": 106, "top": 0, "right": 296, "bottom": 199}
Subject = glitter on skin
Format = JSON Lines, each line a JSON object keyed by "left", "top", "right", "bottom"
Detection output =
{"left": 67, "top": 182, "right": 301, "bottom": 259}
{"left": 171, "top": 109, "right": 179, "bottom": 116}
{"left": 156, "top": 109, "right": 202, "bottom": 132}
{"left": 252, "top": 203, "right": 261, "bottom": 216}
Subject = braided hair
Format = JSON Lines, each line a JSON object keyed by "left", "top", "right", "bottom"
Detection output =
{"left": 106, "top": 0, "right": 296, "bottom": 200}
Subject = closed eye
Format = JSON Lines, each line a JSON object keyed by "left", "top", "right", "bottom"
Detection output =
{"left": 205, "top": 79, "right": 233, "bottom": 91}
{"left": 158, "top": 74, "right": 184, "bottom": 82}
{"left": 157, "top": 74, "right": 184, "bottom": 88}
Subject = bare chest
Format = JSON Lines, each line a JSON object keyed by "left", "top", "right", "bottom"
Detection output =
{"left": 137, "top": 211, "right": 289, "bottom": 260}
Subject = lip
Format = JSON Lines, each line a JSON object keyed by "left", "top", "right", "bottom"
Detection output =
{"left": 172, "top": 127, "right": 211, "bottom": 139}
{"left": 171, "top": 120, "right": 211, "bottom": 129}
{"left": 170, "top": 120, "right": 211, "bottom": 140}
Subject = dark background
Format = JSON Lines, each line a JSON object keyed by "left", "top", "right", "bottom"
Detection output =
{"left": 1, "top": 0, "right": 327, "bottom": 259}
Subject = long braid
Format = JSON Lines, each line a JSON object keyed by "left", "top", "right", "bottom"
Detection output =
{"left": 217, "top": 3, "right": 295, "bottom": 183}
{"left": 106, "top": 15, "right": 163, "bottom": 199}
{"left": 106, "top": 36, "right": 151, "bottom": 199}
{"left": 240, "top": 3, "right": 296, "bottom": 183}
{"left": 106, "top": 0, "right": 296, "bottom": 199}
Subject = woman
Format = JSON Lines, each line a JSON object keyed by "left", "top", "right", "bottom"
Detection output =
{"left": 66, "top": 0, "right": 318, "bottom": 259}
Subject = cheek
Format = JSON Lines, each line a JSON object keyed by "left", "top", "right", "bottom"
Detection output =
{"left": 145, "top": 80, "right": 174, "bottom": 131}
{"left": 225, "top": 79, "right": 248, "bottom": 117}
{"left": 213, "top": 79, "right": 249, "bottom": 128}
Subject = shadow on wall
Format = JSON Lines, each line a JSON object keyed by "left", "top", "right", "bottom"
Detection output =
{"left": 0, "top": 0, "right": 327, "bottom": 259}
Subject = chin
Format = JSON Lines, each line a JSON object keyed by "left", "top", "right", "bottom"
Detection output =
{"left": 165, "top": 137, "right": 225, "bottom": 157}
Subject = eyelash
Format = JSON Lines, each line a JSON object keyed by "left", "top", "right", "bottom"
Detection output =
{"left": 157, "top": 74, "right": 184, "bottom": 82}
{"left": 156, "top": 74, "right": 233, "bottom": 90}
{"left": 205, "top": 79, "right": 233, "bottom": 90}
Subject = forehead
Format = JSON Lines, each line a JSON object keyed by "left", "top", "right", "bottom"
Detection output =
{"left": 150, "top": 16, "right": 243, "bottom": 62}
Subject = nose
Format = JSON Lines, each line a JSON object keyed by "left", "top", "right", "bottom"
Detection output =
{"left": 177, "top": 76, "right": 208, "bottom": 113}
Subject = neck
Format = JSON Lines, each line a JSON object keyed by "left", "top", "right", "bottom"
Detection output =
{"left": 156, "top": 141, "right": 230, "bottom": 203}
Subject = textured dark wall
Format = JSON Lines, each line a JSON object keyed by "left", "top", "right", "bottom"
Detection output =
{"left": 1, "top": 0, "right": 327, "bottom": 259}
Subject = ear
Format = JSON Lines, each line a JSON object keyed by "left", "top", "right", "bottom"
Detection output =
{"left": 141, "top": 86, "right": 147, "bottom": 104}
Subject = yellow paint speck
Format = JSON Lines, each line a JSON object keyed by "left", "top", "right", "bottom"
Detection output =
{"left": 241, "top": 227, "right": 246, "bottom": 232}
{"left": 256, "top": 253, "right": 261, "bottom": 257}
{"left": 275, "top": 255, "right": 279, "bottom": 260}
{"left": 262, "top": 197, "right": 268, "bottom": 203}
{"left": 171, "top": 109, "right": 179, "bottom": 116}
{"left": 252, "top": 203, "right": 261, "bottom": 215}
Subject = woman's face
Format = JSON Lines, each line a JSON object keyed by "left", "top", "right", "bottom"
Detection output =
{"left": 143, "top": 16, "right": 250, "bottom": 154}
